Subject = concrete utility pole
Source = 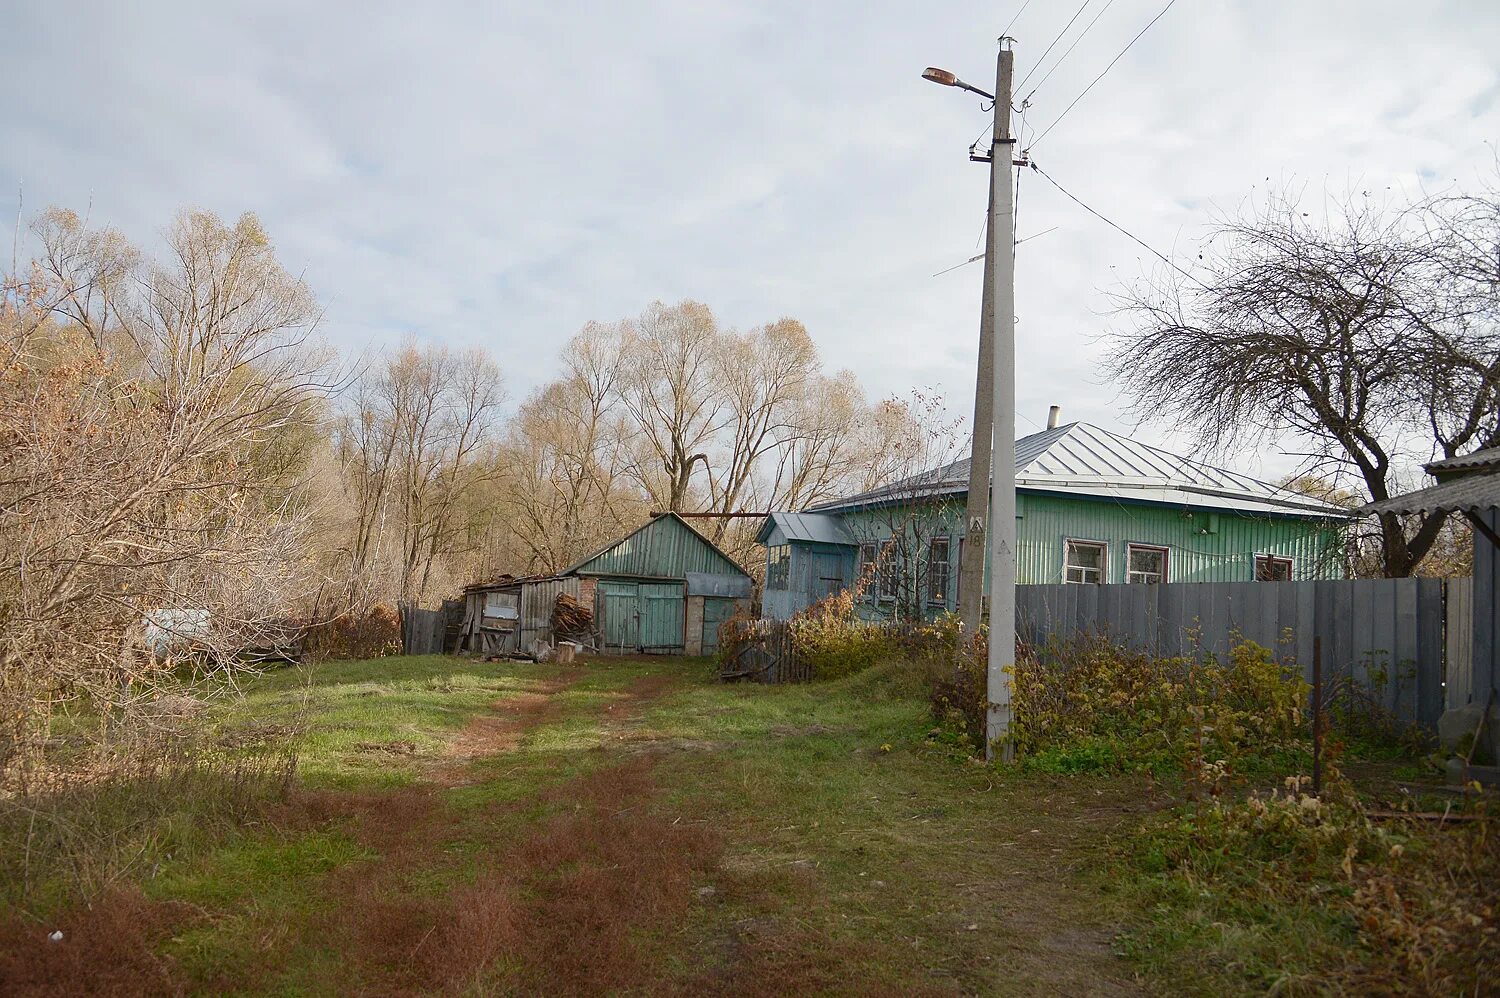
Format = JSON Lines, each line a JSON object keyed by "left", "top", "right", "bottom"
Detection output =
{"left": 985, "top": 41, "right": 1018, "bottom": 763}
{"left": 957, "top": 198, "right": 994, "bottom": 633}
{"left": 921, "top": 39, "right": 1019, "bottom": 762}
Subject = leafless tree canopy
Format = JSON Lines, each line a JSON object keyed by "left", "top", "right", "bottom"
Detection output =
{"left": 1108, "top": 185, "right": 1500, "bottom": 576}
{"left": 1, "top": 209, "right": 332, "bottom": 788}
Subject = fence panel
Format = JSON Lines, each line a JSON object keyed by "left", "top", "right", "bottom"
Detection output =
{"left": 1015, "top": 577, "right": 1468, "bottom": 731}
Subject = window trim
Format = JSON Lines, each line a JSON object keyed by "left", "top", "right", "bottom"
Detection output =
{"left": 927, "top": 535, "right": 951, "bottom": 606}
{"left": 1125, "top": 543, "right": 1169, "bottom": 585}
{"left": 877, "top": 539, "right": 898, "bottom": 601}
{"left": 1254, "top": 553, "right": 1294, "bottom": 582}
{"left": 856, "top": 542, "right": 877, "bottom": 601}
{"left": 1063, "top": 537, "right": 1109, "bottom": 585}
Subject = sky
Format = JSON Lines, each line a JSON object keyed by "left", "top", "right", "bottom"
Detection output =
{"left": 3, "top": 0, "right": 1498, "bottom": 484}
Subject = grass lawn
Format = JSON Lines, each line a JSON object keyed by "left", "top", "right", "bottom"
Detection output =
{"left": 6, "top": 651, "right": 1454, "bottom": 995}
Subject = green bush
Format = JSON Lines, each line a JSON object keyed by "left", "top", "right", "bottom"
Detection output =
{"left": 789, "top": 591, "right": 897, "bottom": 680}
{"left": 1010, "top": 636, "right": 1309, "bottom": 777}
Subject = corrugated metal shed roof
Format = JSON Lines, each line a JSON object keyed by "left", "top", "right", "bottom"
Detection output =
{"left": 1425, "top": 446, "right": 1500, "bottom": 478}
{"left": 565, "top": 513, "right": 751, "bottom": 579}
{"left": 755, "top": 511, "right": 856, "bottom": 546}
{"left": 1361, "top": 468, "right": 1500, "bottom": 515}
{"left": 806, "top": 422, "right": 1349, "bottom": 518}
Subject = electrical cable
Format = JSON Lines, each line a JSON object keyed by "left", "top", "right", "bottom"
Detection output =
{"left": 1000, "top": 0, "right": 1034, "bottom": 41}
{"left": 1021, "top": 0, "right": 1119, "bottom": 106}
{"left": 1027, "top": 0, "right": 1178, "bottom": 150}
{"left": 1029, "top": 160, "right": 1210, "bottom": 290}
{"left": 1015, "top": 0, "right": 1093, "bottom": 93}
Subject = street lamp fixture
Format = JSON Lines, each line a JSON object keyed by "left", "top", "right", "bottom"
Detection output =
{"left": 921, "top": 66, "right": 995, "bottom": 102}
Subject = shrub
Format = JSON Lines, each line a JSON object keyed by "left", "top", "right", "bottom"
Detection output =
{"left": 1010, "top": 636, "right": 1309, "bottom": 777}
{"left": 788, "top": 591, "right": 896, "bottom": 681}
{"left": 302, "top": 603, "right": 402, "bottom": 661}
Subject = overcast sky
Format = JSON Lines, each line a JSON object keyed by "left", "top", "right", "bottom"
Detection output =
{"left": 3, "top": 1, "right": 1497, "bottom": 482}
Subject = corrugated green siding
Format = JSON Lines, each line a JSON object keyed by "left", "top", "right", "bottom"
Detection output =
{"left": 1013, "top": 493, "right": 1342, "bottom": 583}
{"left": 834, "top": 492, "right": 1343, "bottom": 591}
{"left": 572, "top": 515, "right": 745, "bottom": 579}
{"left": 639, "top": 582, "right": 686, "bottom": 650}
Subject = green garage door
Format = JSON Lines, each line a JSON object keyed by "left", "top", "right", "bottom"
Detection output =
{"left": 700, "top": 597, "right": 738, "bottom": 654}
{"left": 600, "top": 582, "right": 639, "bottom": 652}
{"left": 639, "top": 582, "right": 685, "bottom": 653}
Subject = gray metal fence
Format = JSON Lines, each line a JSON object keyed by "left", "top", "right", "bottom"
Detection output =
{"left": 1016, "top": 578, "right": 1469, "bottom": 731}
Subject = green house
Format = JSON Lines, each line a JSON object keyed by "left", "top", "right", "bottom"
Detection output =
{"left": 756, "top": 421, "right": 1350, "bottom": 621}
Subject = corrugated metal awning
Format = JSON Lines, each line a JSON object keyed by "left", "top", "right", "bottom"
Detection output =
{"left": 1359, "top": 471, "right": 1500, "bottom": 516}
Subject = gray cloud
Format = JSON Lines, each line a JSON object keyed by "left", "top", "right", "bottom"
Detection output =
{"left": 3, "top": 0, "right": 1496, "bottom": 483}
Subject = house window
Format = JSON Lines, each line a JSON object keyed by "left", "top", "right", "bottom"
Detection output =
{"left": 878, "top": 539, "right": 899, "bottom": 600}
{"left": 766, "top": 545, "right": 790, "bottom": 590}
{"left": 927, "top": 537, "right": 951, "bottom": 605}
{"left": 1254, "top": 554, "right": 1294, "bottom": 581}
{"left": 857, "top": 542, "right": 877, "bottom": 599}
{"left": 1126, "top": 544, "right": 1168, "bottom": 584}
{"left": 1064, "top": 539, "right": 1107, "bottom": 584}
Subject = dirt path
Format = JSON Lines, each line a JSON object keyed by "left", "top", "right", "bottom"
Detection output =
{"left": 432, "top": 667, "right": 585, "bottom": 784}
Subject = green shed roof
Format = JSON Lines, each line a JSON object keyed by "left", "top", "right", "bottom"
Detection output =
{"left": 566, "top": 513, "right": 750, "bottom": 580}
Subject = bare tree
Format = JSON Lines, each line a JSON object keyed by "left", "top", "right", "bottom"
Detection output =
{"left": 617, "top": 301, "right": 724, "bottom": 511}
{"left": 1, "top": 208, "right": 331, "bottom": 788}
{"left": 1108, "top": 187, "right": 1500, "bottom": 577}
{"left": 336, "top": 341, "right": 506, "bottom": 605}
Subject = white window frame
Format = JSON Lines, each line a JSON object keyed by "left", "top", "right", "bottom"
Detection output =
{"left": 1063, "top": 538, "right": 1109, "bottom": 585}
{"left": 1125, "top": 543, "right": 1169, "bottom": 584}
{"left": 1254, "top": 553, "right": 1294, "bottom": 582}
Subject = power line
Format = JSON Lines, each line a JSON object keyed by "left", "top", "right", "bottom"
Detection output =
{"left": 1028, "top": 0, "right": 1179, "bottom": 150}
{"left": 1021, "top": 0, "right": 1119, "bottom": 105}
{"left": 1029, "top": 160, "right": 1210, "bottom": 290}
{"left": 1000, "top": 0, "right": 1034, "bottom": 40}
{"left": 1015, "top": 0, "right": 1093, "bottom": 93}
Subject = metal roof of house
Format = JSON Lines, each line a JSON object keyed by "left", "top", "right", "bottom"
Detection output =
{"left": 754, "top": 510, "right": 856, "bottom": 546}
{"left": 806, "top": 422, "right": 1350, "bottom": 519}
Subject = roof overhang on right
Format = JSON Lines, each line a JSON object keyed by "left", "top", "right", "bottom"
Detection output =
{"left": 1359, "top": 448, "right": 1500, "bottom": 550}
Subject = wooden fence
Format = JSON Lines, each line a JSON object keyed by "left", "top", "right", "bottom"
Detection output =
{"left": 718, "top": 618, "right": 813, "bottom": 683}
{"left": 1016, "top": 578, "right": 1469, "bottom": 731}
{"left": 399, "top": 605, "right": 448, "bottom": 656}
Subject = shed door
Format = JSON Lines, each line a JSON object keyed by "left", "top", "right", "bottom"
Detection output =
{"left": 639, "top": 583, "right": 685, "bottom": 653}
{"left": 700, "top": 597, "right": 738, "bottom": 654}
{"left": 600, "top": 582, "right": 639, "bottom": 652}
{"left": 811, "top": 551, "right": 846, "bottom": 599}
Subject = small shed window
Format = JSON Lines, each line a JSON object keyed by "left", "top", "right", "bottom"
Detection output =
{"left": 766, "top": 545, "right": 790, "bottom": 590}
{"left": 1126, "top": 544, "right": 1168, "bottom": 584}
{"left": 927, "top": 537, "right": 951, "bottom": 605}
{"left": 1254, "top": 554, "right": 1294, "bottom": 581}
{"left": 1064, "top": 539, "right": 1107, "bottom": 585}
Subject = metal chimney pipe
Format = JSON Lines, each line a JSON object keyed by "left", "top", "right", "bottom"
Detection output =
{"left": 1047, "top": 405, "right": 1061, "bottom": 429}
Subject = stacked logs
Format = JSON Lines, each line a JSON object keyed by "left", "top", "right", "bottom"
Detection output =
{"left": 551, "top": 592, "right": 594, "bottom": 642}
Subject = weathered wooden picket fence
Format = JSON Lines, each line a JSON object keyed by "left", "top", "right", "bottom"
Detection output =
{"left": 1016, "top": 578, "right": 1471, "bottom": 730}
{"left": 718, "top": 618, "right": 813, "bottom": 683}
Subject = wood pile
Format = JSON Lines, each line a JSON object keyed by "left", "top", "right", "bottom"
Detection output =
{"left": 551, "top": 592, "right": 594, "bottom": 642}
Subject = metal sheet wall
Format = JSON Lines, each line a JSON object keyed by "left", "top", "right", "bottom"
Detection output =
{"left": 573, "top": 515, "right": 748, "bottom": 580}
{"left": 1016, "top": 577, "right": 1458, "bottom": 730}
